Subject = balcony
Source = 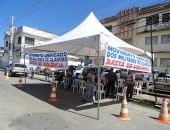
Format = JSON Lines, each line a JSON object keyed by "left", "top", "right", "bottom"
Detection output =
{"left": 137, "top": 22, "right": 170, "bottom": 33}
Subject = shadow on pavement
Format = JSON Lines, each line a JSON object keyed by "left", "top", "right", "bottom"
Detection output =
{"left": 12, "top": 83, "right": 119, "bottom": 119}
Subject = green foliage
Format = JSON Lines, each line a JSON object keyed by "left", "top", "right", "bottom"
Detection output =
{"left": 139, "top": 99, "right": 155, "bottom": 107}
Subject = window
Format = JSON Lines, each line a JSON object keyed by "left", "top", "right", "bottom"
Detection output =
{"left": 160, "top": 58, "right": 170, "bottom": 67}
{"left": 14, "top": 64, "right": 27, "bottom": 68}
{"left": 162, "top": 12, "right": 170, "bottom": 23}
{"left": 154, "top": 58, "right": 157, "bottom": 67}
{"left": 25, "top": 37, "right": 34, "bottom": 45}
{"left": 18, "top": 37, "right": 21, "bottom": 44}
{"left": 146, "top": 14, "right": 159, "bottom": 25}
{"left": 6, "top": 41, "right": 8, "bottom": 47}
{"left": 105, "top": 25, "right": 112, "bottom": 32}
{"left": 145, "top": 36, "right": 158, "bottom": 45}
{"left": 161, "top": 34, "right": 170, "bottom": 44}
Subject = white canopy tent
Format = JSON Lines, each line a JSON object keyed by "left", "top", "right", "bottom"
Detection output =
{"left": 25, "top": 12, "right": 152, "bottom": 120}
{"left": 25, "top": 12, "right": 151, "bottom": 59}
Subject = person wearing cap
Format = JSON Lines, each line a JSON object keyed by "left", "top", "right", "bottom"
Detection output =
{"left": 82, "top": 68, "right": 97, "bottom": 104}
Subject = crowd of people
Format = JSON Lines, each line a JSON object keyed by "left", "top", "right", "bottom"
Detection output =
{"left": 61, "top": 67, "right": 137, "bottom": 102}
{"left": 101, "top": 69, "right": 137, "bottom": 100}
{"left": 32, "top": 65, "right": 138, "bottom": 103}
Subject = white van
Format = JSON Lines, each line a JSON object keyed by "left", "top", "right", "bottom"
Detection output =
{"left": 101, "top": 68, "right": 128, "bottom": 79}
{"left": 73, "top": 66, "right": 85, "bottom": 75}
{"left": 101, "top": 68, "right": 120, "bottom": 77}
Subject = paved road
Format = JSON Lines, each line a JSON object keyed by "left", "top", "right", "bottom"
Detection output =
{"left": 0, "top": 71, "right": 169, "bottom": 130}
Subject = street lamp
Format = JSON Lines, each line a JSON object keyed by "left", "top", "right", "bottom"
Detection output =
{"left": 22, "top": 45, "right": 28, "bottom": 86}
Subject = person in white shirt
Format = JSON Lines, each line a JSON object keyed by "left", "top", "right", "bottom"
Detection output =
{"left": 82, "top": 68, "right": 97, "bottom": 104}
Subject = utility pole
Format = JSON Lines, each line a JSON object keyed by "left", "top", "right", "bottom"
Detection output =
{"left": 8, "top": 16, "right": 14, "bottom": 65}
{"left": 150, "top": 16, "right": 157, "bottom": 104}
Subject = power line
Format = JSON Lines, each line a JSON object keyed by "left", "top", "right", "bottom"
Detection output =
{"left": 15, "top": 0, "right": 46, "bottom": 18}
{"left": 105, "top": 9, "right": 170, "bottom": 32}
{"left": 111, "top": 14, "right": 170, "bottom": 32}
{"left": 16, "top": 0, "right": 57, "bottom": 21}
{"left": 112, "top": 18, "right": 170, "bottom": 36}
{"left": 53, "top": 0, "right": 169, "bottom": 34}
{"left": 98, "top": 0, "right": 170, "bottom": 20}
{"left": 97, "top": 0, "right": 136, "bottom": 18}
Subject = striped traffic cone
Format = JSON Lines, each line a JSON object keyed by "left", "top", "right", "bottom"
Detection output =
{"left": 118, "top": 95, "right": 130, "bottom": 120}
{"left": 168, "top": 98, "right": 170, "bottom": 115}
{"left": 156, "top": 98, "right": 170, "bottom": 124}
{"left": 17, "top": 77, "right": 23, "bottom": 88}
{"left": 48, "top": 83, "right": 58, "bottom": 102}
{"left": 5, "top": 71, "right": 9, "bottom": 80}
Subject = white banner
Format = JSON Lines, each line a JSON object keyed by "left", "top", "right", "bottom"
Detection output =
{"left": 29, "top": 51, "right": 68, "bottom": 69}
{"left": 104, "top": 44, "right": 151, "bottom": 73}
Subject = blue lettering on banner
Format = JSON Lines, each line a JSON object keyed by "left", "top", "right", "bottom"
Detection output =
{"left": 105, "top": 45, "right": 151, "bottom": 72}
{"left": 29, "top": 51, "right": 68, "bottom": 69}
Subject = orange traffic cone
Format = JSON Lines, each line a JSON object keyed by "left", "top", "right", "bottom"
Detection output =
{"left": 17, "top": 77, "right": 23, "bottom": 88}
{"left": 118, "top": 95, "right": 130, "bottom": 120}
{"left": 156, "top": 98, "right": 170, "bottom": 124}
{"left": 168, "top": 98, "right": 170, "bottom": 115}
{"left": 5, "top": 71, "right": 9, "bottom": 80}
{"left": 48, "top": 83, "right": 57, "bottom": 102}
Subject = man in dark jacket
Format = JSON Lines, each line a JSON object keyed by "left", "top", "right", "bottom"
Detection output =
{"left": 106, "top": 68, "right": 118, "bottom": 98}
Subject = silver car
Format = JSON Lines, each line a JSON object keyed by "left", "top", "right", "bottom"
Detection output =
{"left": 8, "top": 63, "right": 28, "bottom": 77}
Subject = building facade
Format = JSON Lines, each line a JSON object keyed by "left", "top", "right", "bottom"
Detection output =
{"left": 136, "top": 2, "right": 170, "bottom": 72}
{"left": 100, "top": 2, "right": 170, "bottom": 72}
{"left": 1, "top": 26, "right": 59, "bottom": 68}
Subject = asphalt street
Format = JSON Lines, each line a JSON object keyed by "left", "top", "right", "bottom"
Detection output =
{"left": 0, "top": 71, "right": 169, "bottom": 130}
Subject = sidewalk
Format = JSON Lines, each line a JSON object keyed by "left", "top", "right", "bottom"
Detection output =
{"left": 31, "top": 74, "right": 165, "bottom": 107}
{"left": 0, "top": 71, "right": 169, "bottom": 130}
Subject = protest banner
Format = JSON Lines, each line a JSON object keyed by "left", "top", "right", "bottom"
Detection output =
{"left": 104, "top": 44, "right": 151, "bottom": 73}
{"left": 29, "top": 51, "right": 68, "bottom": 69}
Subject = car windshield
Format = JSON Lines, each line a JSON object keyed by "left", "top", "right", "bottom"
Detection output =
{"left": 104, "top": 70, "right": 111, "bottom": 72}
{"left": 76, "top": 67, "right": 84, "bottom": 70}
{"left": 14, "top": 64, "right": 27, "bottom": 68}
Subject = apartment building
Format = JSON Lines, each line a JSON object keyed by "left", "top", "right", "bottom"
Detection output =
{"left": 136, "top": 2, "right": 170, "bottom": 72}
{"left": 1, "top": 26, "right": 59, "bottom": 68}
{"left": 100, "top": 2, "right": 170, "bottom": 72}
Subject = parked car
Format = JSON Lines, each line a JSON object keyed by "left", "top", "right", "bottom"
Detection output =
{"left": 156, "top": 72, "right": 170, "bottom": 82}
{"left": 8, "top": 63, "right": 28, "bottom": 77}
{"left": 101, "top": 68, "right": 128, "bottom": 79}
{"left": 73, "top": 66, "right": 85, "bottom": 75}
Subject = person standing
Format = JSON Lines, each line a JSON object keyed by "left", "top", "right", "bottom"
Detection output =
{"left": 82, "top": 68, "right": 97, "bottom": 104}
{"left": 44, "top": 67, "right": 51, "bottom": 82}
{"left": 70, "top": 65, "right": 75, "bottom": 75}
{"left": 106, "top": 68, "right": 118, "bottom": 98}
{"left": 31, "top": 67, "right": 35, "bottom": 80}
{"left": 126, "top": 70, "right": 135, "bottom": 99}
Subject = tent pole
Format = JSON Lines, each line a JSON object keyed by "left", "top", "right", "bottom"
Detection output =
{"left": 64, "top": 68, "right": 66, "bottom": 76}
{"left": 97, "top": 35, "right": 100, "bottom": 120}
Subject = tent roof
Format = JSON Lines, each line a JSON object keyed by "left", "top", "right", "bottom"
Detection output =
{"left": 25, "top": 12, "right": 151, "bottom": 59}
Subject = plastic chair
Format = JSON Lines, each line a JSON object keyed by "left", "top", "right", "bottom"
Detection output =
{"left": 78, "top": 80, "right": 86, "bottom": 95}
{"left": 134, "top": 81, "right": 143, "bottom": 95}
{"left": 70, "top": 79, "right": 79, "bottom": 93}
{"left": 146, "top": 81, "right": 154, "bottom": 92}
{"left": 117, "top": 79, "right": 124, "bottom": 92}
{"left": 63, "top": 78, "right": 69, "bottom": 89}
{"left": 115, "top": 86, "right": 127, "bottom": 101}
{"left": 96, "top": 83, "right": 105, "bottom": 100}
